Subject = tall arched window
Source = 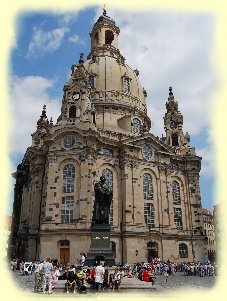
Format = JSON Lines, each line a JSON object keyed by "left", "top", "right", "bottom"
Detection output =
{"left": 143, "top": 173, "right": 153, "bottom": 200}
{"left": 174, "top": 207, "right": 183, "bottom": 230}
{"left": 102, "top": 168, "right": 113, "bottom": 225}
{"left": 144, "top": 203, "right": 155, "bottom": 228}
{"left": 61, "top": 196, "right": 74, "bottom": 223}
{"left": 63, "top": 164, "right": 75, "bottom": 192}
{"left": 172, "top": 180, "right": 181, "bottom": 205}
{"left": 179, "top": 243, "right": 188, "bottom": 258}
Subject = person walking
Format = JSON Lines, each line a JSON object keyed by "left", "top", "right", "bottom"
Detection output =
{"left": 42, "top": 258, "right": 53, "bottom": 294}
{"left": 163, "top": 264, "right": 169, "bottom": 283}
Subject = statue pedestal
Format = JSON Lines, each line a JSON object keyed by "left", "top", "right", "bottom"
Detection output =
{"left": 85, "top": 223, "right": 116, "bottom": 267}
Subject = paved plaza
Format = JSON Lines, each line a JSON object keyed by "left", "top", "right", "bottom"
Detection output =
{"left": 10, "top": 269, "right": 216, "bottom": 295}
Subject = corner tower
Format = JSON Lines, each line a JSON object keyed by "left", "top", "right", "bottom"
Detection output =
{"left": 163, "top": 87, "right": 191, "bottom": 151}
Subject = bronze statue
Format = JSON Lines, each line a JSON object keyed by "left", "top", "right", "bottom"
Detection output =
{"left": 92, "top": 176, "right": 113, "bottom": 224}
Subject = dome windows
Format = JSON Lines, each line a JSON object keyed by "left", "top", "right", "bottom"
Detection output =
{"left": 122, "top": 74, "right": 131, "bottom": 92}
{"left": 132, "top": 118, "right": 142, "bottom": 134}
{"left": 123, "top": 77, "right": 130, "bottom": 92}
{"left": 88, "top": 75, "right": 95, "bottom": 89}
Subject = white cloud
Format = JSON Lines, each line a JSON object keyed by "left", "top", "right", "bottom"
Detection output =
{"left": 27, "top": 27, "right": 69, "bottom": 58}
{"left": 197, "top": 146, "right": 216, "bottom": 178}
{"left": 99, "top": 9, "right": 217, "bottom": 138}
{"left": 10, "top": 76, "right": 61, "bottom": 156}
{"left": 68, "top": 34, "right": 86, "bottom": 46}
{"left": 57, "top": 11, "right": 79, "bottom": 26}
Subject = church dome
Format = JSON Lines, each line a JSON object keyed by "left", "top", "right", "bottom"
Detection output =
{"left": 66, "top": 10, "right": 151, "bottom": 134}
{"left": 83, "top": 55, "right": 147, "bottom": 110}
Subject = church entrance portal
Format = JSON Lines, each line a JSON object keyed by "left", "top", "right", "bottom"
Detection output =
{"left": 147, "top": 241, "right": 158, "bottom": 261}
{"left": 60, "top": 248, "right": 70, "bottom": 265}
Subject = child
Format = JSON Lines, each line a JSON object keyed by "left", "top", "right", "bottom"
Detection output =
{"left": 112, "top": 268, "right": 121, "bottom": 292}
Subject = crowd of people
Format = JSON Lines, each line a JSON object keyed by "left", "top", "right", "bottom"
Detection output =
{"left": 9, "top": 255, "right": 218, "bottom": 294}
{"left": 10, "top": 255, "right": 123, "bottom": 294}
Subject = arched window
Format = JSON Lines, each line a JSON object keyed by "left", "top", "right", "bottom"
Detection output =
{"left": 144, "top": 203, "right": 155, "bottom": 228}
{"left": 179, "top": 243, "right": 188, "bottom": 258}
{"left": 132, "top": 118, "right": 141, "bottom": 134}
{"left": 105, "top": 30, "right": 114, "bottom": 45}
{"left": 143, "top": 173, "right": 153, "bottom": 200}
{"left": 102, "top": 169, "right": 113, "bottom": 225}
{"left": 123, "top": 77, "right": 130, "bottom": 93}
{"left": 172, "top": 181, "right": 181, "bottom": 205}
{"left": 69, "top": 105, "right": 77, "bottom": 119}
{"left": 172, "top": 133, "right": 179, "bottom": 146}
{"left": 63, "top": 164, "right": 75, "bottom": 193}
{"left": 94, "top": 32, "right": 99, "bottom": 47}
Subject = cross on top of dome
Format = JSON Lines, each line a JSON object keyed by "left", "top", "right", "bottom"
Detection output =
{"left": 169, "top": 86, "right": 173, "bottom": 96}
{"left": 103, "top": 4, "right": 107, "bottom": 16}
{"left": 96, "top": 6, "right": 116, "bottom": 25}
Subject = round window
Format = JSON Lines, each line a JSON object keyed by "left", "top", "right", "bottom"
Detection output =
{"left": 63, "top": 136, "right": 75, "bottom": 150}
{"left": 143, "top": 144, "right": 153, "bottom": 161}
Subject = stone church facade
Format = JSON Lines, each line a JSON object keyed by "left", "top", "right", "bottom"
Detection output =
{"left": 10, "top": 11, "right": 205, "bottom": 265}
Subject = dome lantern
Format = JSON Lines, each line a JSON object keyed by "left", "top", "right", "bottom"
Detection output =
{"left": 89, "top": 9, "right": 120, "bottom": 53}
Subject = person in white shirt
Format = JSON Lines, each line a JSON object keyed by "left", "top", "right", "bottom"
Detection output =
{"left": 95, "top": 261, "right": 105, "bottom": 291}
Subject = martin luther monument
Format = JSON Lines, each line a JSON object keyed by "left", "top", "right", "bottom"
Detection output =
{"left": 85, "top": 176, "right": 115, "bottom": 266}
{"left": 92, "top": 176, "right": 113, "bottom": 224}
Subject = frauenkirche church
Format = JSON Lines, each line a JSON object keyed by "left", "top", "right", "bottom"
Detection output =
{"left": 10, "top": 10, "right": 205, "bottom": 264}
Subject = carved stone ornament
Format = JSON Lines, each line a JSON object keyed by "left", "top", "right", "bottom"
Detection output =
{"left": 47, "top": 154, "right": 57, "bottom": 166}
{"left": 79, "top": 154, "right": 86, "bottom": 163}
{"left": 158, "top": 165, "right": 166, "bottom": 173}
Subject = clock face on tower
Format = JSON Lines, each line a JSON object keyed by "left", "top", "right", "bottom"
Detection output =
{"left": 170, "top": 121, "right": 177, "bottom": 129}
{"left": 72, "top": 91, "right": 80, "bottom": 101}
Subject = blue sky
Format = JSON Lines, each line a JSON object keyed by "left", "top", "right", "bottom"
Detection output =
{"left": 9, "top": 6, "right": 216, "bottom": 213}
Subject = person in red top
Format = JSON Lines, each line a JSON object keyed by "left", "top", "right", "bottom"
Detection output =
{"left": 142, "top": 268, "right": 150, "bottom": 282}
{"left": 87, "top": 265, "right": 96, "bottom": 290}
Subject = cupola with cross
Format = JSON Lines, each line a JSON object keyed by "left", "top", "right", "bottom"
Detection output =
{"left": 88, "top": 8, "right": 121, "bottom": 60}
